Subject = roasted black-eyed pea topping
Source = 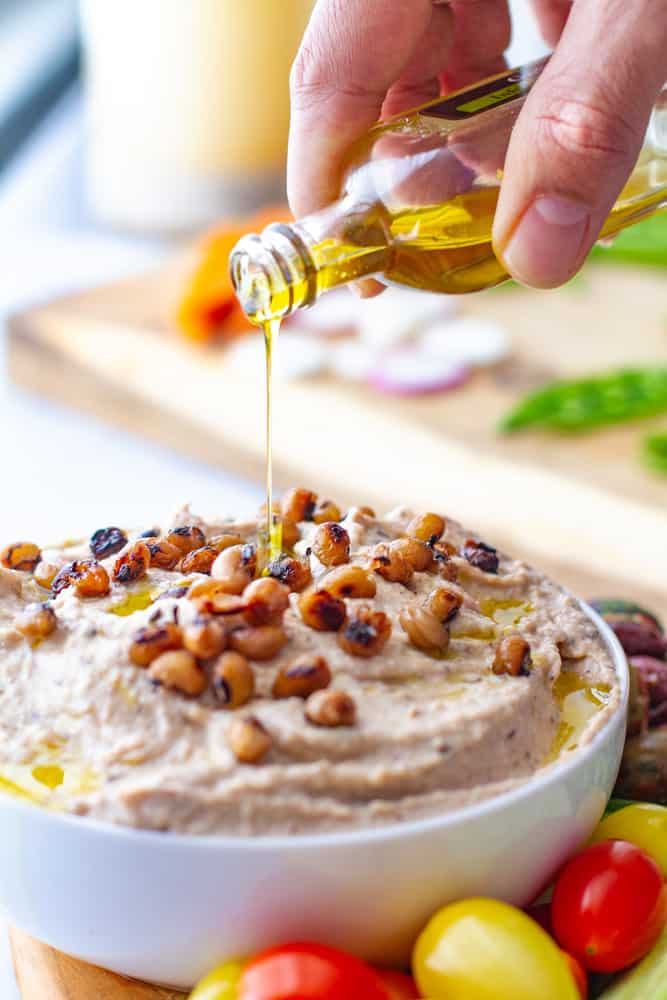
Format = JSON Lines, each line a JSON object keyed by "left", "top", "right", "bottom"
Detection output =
{"left": 407, "top": 512, "right": 445, "bottom": 544}
{"left": 15, "top": 603, "right": 57, "bottom": 640}
{"left": 89, "top": 526, "right": 128, "bottom": 560}
{"left": 182, "top": 615, "right": 226, "bottom": 659}
{"left": 305, "top": 689, "right": 356, "bottom": 728}
{"left": 52, "top": 559, "right": 110, "bottom": 598}
{"left": 139, "top": 527, "right": 161, "bottom": 539}
{"left": 272, "top": 655, "right": 331, "bottom": 699}
{"left": 211, "top": 543, "right": 257, "bottom": 595}
{"left": 368, "top": 542, "right": 413, "bottom": 585}
{"left": 320, "top": 564, "right": 376, "bottom": 599}
{"left": 267, "top": 555, "right": 312, "bottom": 593}
{"left": 279, "top": 519, "right": 301, "bottom": 550}
{"left": 392, "top": 537, "right": 434, "bottom": 573}
{"left": 243, "top": 577, "right": 290, "bottom": 626}
{"left": 425, "top": 586, "right": 463, "bottom": 623}
{"left": 228, "top": 625, "right": 288, "bottom": 661}
{"left": 298, "top": 589, "right": 347, "bottom": 632}
{"left": 147, "top": 539, "right": 181, "bottom": 571}
{"left": 312, "top": 499, "right": 342, "bottom": 524}
{"left": 462, "top": 539, "right": 499, "bottom": 575}
{"left": 312, "top": 522, "right": 350, "bottom": 567}
{"left": 1, "top": 542, "right": 41, "bottom": 573}
{"left": 148, "top": 649, "right": 207, "bottom": 696}
{"left": 34, "top": 560, "right": 61, "bottom": 589}
{"left": 209, "top": 532, "right": 244, "bottom": 553}
{"left": 213, "top": 651, "right": 255, "bottom": 709}
{"left": 113, "top": 542, "right": 151, "bottom": 585}
{"left": 399, "top": 604, "right": 450, "bottom": 653}
{"left": 281, "top": 487, "right": 317, "bottom": 523}
{"left": 493, "top": 636, "right": 532, "bottom": 677}
{"left": 181, "top": 546, "right": 218, "bottom": 576}
{"left": 129, "top": 622, "right": 182, "bottom": 667}
{"left": 228, "top": 715, "right": 272, "bottom": 763}
{"left": 337, "top": 605, "right": 391, "bottom": 658}
{"left": 431, "top": 540, "right": 459, "bottom": 582}
{"left": 166, "top": 525, "right": 207, "bottom": 556}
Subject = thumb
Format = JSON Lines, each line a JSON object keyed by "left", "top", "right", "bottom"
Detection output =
{"left": 492, "top": 0, "right": 667, "bottom": 288}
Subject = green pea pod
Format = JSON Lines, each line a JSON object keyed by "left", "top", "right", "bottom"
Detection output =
{"left": 643, "top": 432, "right": 667, "bottom": 474}
{"left": 500, "top": 369, "right": 667, "bottom": 434}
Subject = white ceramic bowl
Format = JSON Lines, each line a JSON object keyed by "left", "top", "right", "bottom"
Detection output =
{"left": 0, "top": 605, "right": 628, "bottom": 990}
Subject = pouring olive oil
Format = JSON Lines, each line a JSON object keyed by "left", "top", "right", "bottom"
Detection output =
{"left": 230, "top": 59, "right": 667, "bottom": 555}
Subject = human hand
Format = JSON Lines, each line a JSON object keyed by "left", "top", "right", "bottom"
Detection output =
{"left": 287, "top": 0, "right": 667, "bottom": 289}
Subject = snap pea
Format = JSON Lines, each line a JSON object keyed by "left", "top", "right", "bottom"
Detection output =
{"left": 500, "top": 368, "right": 667, "bottom": 434}
{"left": 643, "top": 432, "right": 667, "bottom": 474}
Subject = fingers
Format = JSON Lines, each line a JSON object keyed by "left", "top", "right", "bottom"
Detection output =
{"left": 440, "top": 0, "right": 511, "bottom": 91}
{"left": 493, "top": 0, "right": 667, "bottom": 289}
{"left": 530, "top": 0, "right": 572, "bottom": 48}
{"left": 287, "top": 0, "right": 437, "bottom": 218}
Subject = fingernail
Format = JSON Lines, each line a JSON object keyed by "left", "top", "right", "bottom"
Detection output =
{"left": 501, "top": 196, "right": 591, "bottom": 288}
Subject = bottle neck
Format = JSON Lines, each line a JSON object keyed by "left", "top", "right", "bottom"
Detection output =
{"left": 229, "top": 198, "right": 391, "bottom": 325}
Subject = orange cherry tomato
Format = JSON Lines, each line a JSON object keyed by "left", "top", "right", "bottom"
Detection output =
{"left": 552, "top": 840, "right": 667, "bottom": 973}
{"left": 374, "top": 968, "right": 420, "bottom": 999}
{"left": 561, "top": 950, "right": 588, "bottom": 1000}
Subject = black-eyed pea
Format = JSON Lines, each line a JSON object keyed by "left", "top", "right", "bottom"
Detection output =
{"left": 407, "top": 512, "right": 445, "bottom": 544}
{"left": 148, "top": 649, "right": 207, "bottom": 696}
{"left": 243, "top": 577, "right": 290, "bottom": 626}
{"left": 213, "top": 651, "right": 255, "bottom": 709}
{"left": 431, "top": 540, "right": 459, "bottom": 582}
{"left": 305, "top": 689, "right": 356, "bottom": 728}
{"left": 181, "top": 546, "right": 219, "bottom": 576}
{"left": 267, "top": 556, "right": 312, "bottom": 593}
{"left": 228, "top": 625, "right": 288, "bottom": 661}
{"left": 1, "top": 542, "right": 41, "bottom": 573}
{"left": 129, "top": 622, "right": 183, "bottom": 667}
{"left": 228, "top": 715, "right": 272, "bottom": 763}
{"left": 312, "top": 522, "right": 350, "bottom": 567}
{"left": 209, "top": 532, "right": 244, "bottom": 553}
{"left": 462, "top": 539, "right": 499, "bottom": 575}
{"left": 298, "top": 589, "right": 347, "bottom": 632}
{"left": 34, "top": 560, "right": 61, "bottom": 589}
{"left": 14, "top": 603, "right": 57, "bottom": 640}
{"left": 166, "top": 525, "right": 207, "bottom": 556}
{"left": 182, "top": 615, "right": 226, "bottom": 659}
{"left": 272, "top": 655, "right": 331, "bottom": 699}
{"left": 281, "top": 487, "right": 317, "bottom": 523}
{"left": 280, "top": 518, "right": 301, "bottom": 550}
{"left": 425, "top": 586, "right": 463, "bottom": 623}
{"left": 368, "top": 542, "right": 413, "bottom": 585}
{"left": 112, "top": 542, "right": 151, "bottom": 585}
{"left": 493, "top": 636, "right": 531, "bottom": 677}
{"left": 399, "top": 604, "right": 450, "bottom": 653}
{"left": 392, "top": 537, "right": 434, "bottom": 573}
{"left": 320, "top": 565, "right": 376, "bottom": 600}
{"left": 89, "top": 527, "right": 128, "bottom": 559}
{"left": 312, "top": 499, "right": 342, "bottom": 524}
{"left": 337, "top": 605, "right": 391, "bottom": 658}
{"left": 211, "top": 544, "right": 257, "bottom": 594}
{"left": 147, "top": 539, "right": 182, "bottom": 571}
{"left": 52, "top": 560, "right": 111, "bottom": 598}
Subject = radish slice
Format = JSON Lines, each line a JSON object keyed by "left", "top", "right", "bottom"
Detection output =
{"left": 357, "top": 287, "right": 459, "bottom": 349}
{"left": 367, "top": 350, "right": 470, "bottom": 396}
{"left": 417, "top": 317, "right": 510, "bottom": 367}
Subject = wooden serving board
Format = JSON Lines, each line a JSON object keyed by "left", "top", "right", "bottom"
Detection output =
{"left": 9, "top": 928, "right": 185, "bottom": 999}
{"left": 7, "top": 260, "right": 667, "bottom": 619}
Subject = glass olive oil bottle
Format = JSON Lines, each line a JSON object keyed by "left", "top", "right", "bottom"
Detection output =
{"left": 230, "top": 58, "right": 667, "bottom": 323}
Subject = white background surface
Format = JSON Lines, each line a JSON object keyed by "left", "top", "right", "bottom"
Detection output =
{"left": 0, "top": 6, "right": 544, "bottom": 994}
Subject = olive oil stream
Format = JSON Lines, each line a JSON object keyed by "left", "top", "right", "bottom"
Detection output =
{"left": 262, "top": 318, "right": 283, "bottom": 565}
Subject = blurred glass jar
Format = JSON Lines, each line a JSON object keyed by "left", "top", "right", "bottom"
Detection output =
{"left": 79, "top": 0, "right": 313, "bottom": 235}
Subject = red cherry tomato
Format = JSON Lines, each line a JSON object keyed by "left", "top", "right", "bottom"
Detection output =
{"left": 374, "top": 968, "right": 420, "bottom": 999}
{"left": 561, "top": 950, "right": 588, "bottom": 1000}
{"left": 238, "top": 942, "right": 390, "bottom": 1000}
{"left": 552, "top": 840, "right": 667, "bottom": 973}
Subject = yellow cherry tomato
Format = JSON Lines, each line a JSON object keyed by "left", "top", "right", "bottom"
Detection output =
{"left": 413, "top": 898, "right": 579, "bottom": 1000}
{"left": 189, "top": 960, "right": 244, "bottom": 1000}
{"left": 591, "top": 804, "right": 667, "bottom": 877}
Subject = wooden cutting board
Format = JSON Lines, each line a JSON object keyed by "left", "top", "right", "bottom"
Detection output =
{"left": 7, "top": 259, "right": 667, "bottom": 619}
{"left": 9, "top": 929, "right": 185, "bottom": 999}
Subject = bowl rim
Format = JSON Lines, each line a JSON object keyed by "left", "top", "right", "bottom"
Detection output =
{"left": 0, "top": 600, "right": 629, "bottom": 852}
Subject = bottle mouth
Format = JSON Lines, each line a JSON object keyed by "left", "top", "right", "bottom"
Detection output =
{"left": 229, "top": 224, "right": 317, "bottom": 325}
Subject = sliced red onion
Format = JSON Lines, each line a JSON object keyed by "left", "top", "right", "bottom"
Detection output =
{"left": 367, "top": 350, "right": 470, "bottom": 396}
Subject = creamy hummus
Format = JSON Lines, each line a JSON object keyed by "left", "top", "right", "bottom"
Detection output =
{"left": 0, "top": 503, "right": 621, "bottom": 835}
